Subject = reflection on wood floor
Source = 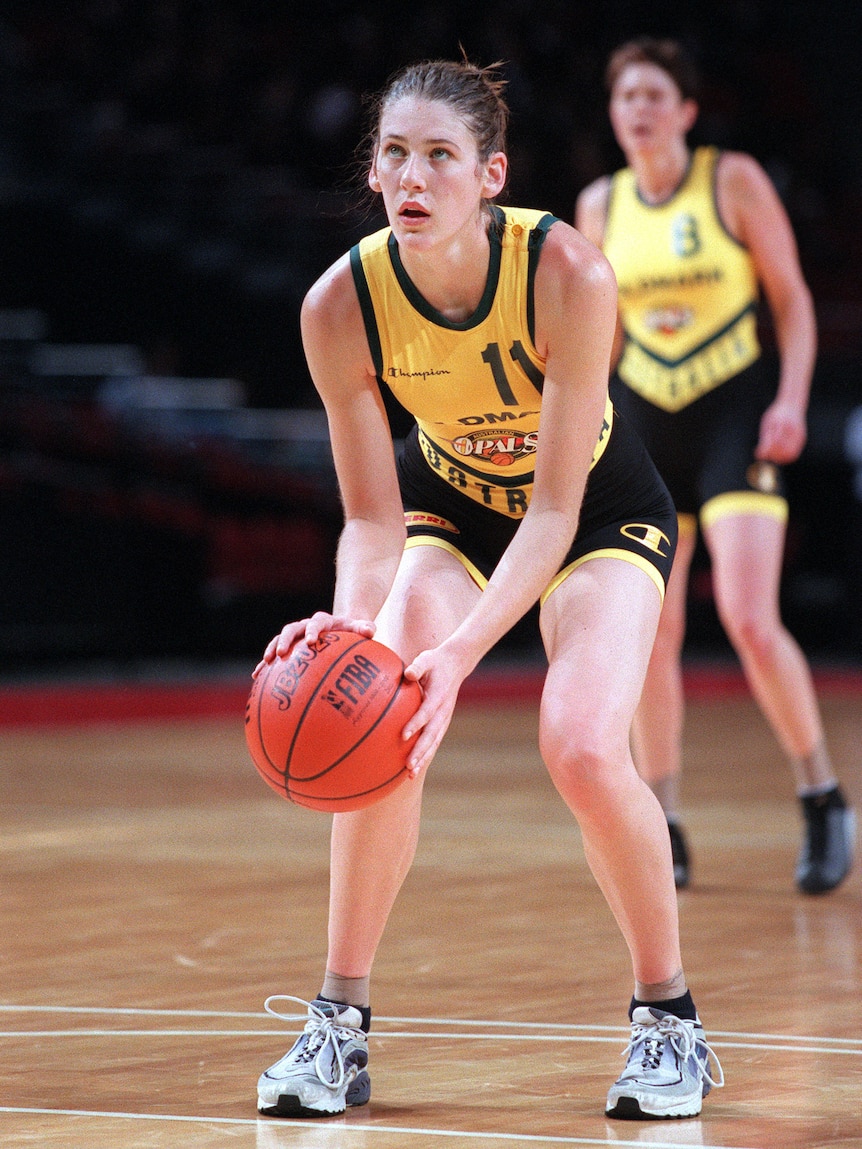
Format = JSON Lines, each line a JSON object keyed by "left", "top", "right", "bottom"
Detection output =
{"left": 0, "top": 670, "right": 860, "bottom": 1148}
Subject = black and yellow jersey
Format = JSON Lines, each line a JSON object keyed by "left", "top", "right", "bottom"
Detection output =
{"left": 604, "top": 146, "right": 760, "bottom": 412}
{"left": 350, "top": 204, "right": 613, "bottom": 518}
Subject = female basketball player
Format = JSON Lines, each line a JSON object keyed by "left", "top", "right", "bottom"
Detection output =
{"left": 576, "top": 38, "right": 853, "bottom": 893}
{"left": 254, "top": 56, "right": 722, "bottom": 1122}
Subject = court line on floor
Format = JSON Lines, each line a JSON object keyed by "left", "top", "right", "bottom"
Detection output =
{"left": 0, "top": 1003, "right": 859, "bottom": 1052}
{"left": 0, "top": 1107, "right": 760, "bottom": 1149}
{"left": 0, "top": 1029, "right": 859, "bottom": 1058}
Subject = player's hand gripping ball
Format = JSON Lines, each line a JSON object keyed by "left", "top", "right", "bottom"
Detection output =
{"left": 245, "top": 630, "right": 423, "bottom": 811}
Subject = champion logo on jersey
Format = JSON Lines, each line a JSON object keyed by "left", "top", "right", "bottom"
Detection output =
{"left": 452, "top": 429, "right": 538, "bottom": 466}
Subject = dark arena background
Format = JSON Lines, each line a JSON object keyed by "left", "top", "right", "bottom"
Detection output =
{"left": 3, "top": 6, "right": 862, "bottom": 1148}
{"left": 1, "top": 0, "right": 860, "bottom": 675}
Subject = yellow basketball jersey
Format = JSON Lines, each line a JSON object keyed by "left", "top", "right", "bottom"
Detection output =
{"left": 350, "top": 206, "right": 613, "bottom": 518}
{"left": 603, "top": 146, "right": 760, "bottom": 412}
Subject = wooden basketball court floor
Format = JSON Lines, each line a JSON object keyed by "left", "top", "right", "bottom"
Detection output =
{"left": 1, "top": 664, "right": 860, "bottom": 1148}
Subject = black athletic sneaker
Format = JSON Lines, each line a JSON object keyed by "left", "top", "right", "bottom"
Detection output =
{"left": 796, "top": 788, "right": 855, "bottom": 895}
{"left": 667, "top": 820, "right": 690, "bottom": 889}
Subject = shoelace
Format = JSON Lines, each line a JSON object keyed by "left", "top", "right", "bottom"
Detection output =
{"left": 264, "top": 994, "right": 365, "bottom": 1093}
{"left": 625, "top": 1014, "right": 725, "bottom": 1089}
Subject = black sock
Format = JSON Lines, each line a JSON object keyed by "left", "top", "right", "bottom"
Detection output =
{"left": 801, "top": 785, "right": 846, "bottom": 813}
{"left": 316, "top": 994, "right": 372, "bottom": 1033}
{"left": 630, "top": 989, "right": 697, "bottom": 1021}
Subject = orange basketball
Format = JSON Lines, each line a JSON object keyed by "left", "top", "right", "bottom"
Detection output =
{"left": 244, "top": 630, "right": 422, "bottom": 812}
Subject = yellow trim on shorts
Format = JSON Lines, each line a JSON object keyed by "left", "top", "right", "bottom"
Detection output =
{"left": 404, "top": 535, "right": 488, "bottom": 590}
{"left": 539, "top": 548, "right": 666, "bottom": 608}
{"left": 406, "top": 536, "right": 666, "bottom": 608}
{"left": 700, "top": 491, "right": 788, "bottom": 530}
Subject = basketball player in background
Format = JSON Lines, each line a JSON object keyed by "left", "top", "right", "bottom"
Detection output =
{"left": 576, "top": 37, "right": 854, "bottom": 892}
{"left": 254, "top": 56, "right": 722, "bottom": 1122}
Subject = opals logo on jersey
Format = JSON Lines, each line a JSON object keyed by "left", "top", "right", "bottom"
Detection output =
{"left": 644, "top": 306, "right": 694, "bottom": 336}
{"left": 452, "top": 429, "right": 538, "bottom": 466}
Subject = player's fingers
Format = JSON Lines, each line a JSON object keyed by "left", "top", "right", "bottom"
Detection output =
{"left": 302, "top": 612, "right": 335, "bottom": 647}
{"left": 402, "top": 681, "right": 454, "bottom": 776}
{"left": 263, "top": 618, "right": 317, "bottom": 663}
{"left": 402, "top": 693, "right": 428, "bottom": 743}
{"left": 252, "top": 631, "right": 293, "bottom": 676}
{"left": 406, "top": 714, "right": 446, "bottom": 776}
{"left": 305, "top": 615, "right": 376, "bottom": 646}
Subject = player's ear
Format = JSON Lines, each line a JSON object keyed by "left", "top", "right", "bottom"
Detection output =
{"left": 482, "top": 151, "right": 508, "bottom": 200}
{"left": 681, "top": 98, "right": 699, "bottom": 135}
{"left": 368, "top": 161, "right": 382, "bottom": 194}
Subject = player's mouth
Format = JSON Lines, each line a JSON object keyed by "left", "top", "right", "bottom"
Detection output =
{"left": 398, "top": 202, "right": 430, "bottom": 221}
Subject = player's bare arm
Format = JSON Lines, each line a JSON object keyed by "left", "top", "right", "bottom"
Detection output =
{"left": 575, "top": 180, "right": 626, "bottom": 368}
{"left": 303, "top": 256, "right": 408, "bottom": 615}
{"left": 717, "top": 151, "right": 816, "bottom": 462}
{"left": 259, "top": 258, "right": 407, "bottom": 664}
{"left": 574, "top": 176, "right": 611, "bottom": 248}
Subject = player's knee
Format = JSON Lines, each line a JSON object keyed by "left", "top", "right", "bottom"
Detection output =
{"left": 540, "top": 717, "right": 622, "bottom": 813}
{"left": 720, "top": 605, "right": 782, "bottom": 666}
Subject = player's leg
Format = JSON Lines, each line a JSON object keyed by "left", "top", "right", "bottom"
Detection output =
{"left": 327, "top": 542, "right": 481, "bottom": 979}
{"left": 258, "top": 542, "right": 481, "bottom": 1118}
{"left": 706, "top": 509, "right": 820, "bottom": 753}
{"left": 539, "top": 555, "right": 721, "bottom": 1118}
{"left": 539, "top": 556, "right": 679, "bottom": 986}
{"left": 629, "top": 517, "right": 697, "bottom": 886}
{"left": 704, "top": 508, "right": 854, "bottom": 893}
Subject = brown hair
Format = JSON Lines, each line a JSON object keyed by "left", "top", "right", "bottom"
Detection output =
{"left": 363, "top": 56, "right": 509, "bottom": 167}
{"left": 605, "top": 38, "right": 700, "bottom": 101}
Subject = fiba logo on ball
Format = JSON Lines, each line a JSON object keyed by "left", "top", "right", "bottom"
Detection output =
{"left": 321, "top": 689, "right": 354, "bottom": 716}
{"left": 321, "top": 653, "right": 387, "bottom": 719}
{"left": 330, "top": 654, "right": 382, "bottom": 703}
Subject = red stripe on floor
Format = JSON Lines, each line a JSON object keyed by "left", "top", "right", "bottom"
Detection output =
{"left": 0, "top": 663, "right": 858, "bottom": 728}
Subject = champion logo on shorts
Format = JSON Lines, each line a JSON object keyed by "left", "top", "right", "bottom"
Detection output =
{"left": 619, "top": 523, "right": 673, "bottom": 557}
{"left": 746, "top": 460, "right": 781, "bottom": 494}
{"left": 404, "top": 511, "right": 460, "bottom": 534}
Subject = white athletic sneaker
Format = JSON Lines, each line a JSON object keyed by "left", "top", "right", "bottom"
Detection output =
{"left": 257, "top": 996, "right": 370, "bottom": 1117}
{"left": 605, "top": 1007, "right": 724, "bottom": 1120}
